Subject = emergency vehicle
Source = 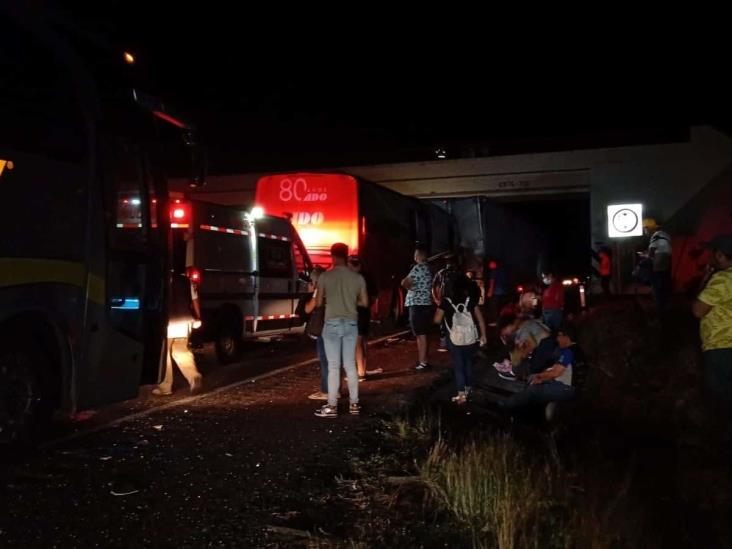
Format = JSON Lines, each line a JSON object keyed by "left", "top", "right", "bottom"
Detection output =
{"left": 169, "top": 199, "right": 313, "bottom": 363}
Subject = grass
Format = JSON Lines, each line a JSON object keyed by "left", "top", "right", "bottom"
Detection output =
{"left": 327, "top": 306, "right": 726, "bottom": 547}
{"left": 418, "top": 435, "right": 557, "bottom": 549}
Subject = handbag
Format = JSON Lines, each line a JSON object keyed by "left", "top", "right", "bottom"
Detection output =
{"left": 305, "top": 305, "right": 325, "bottom": 338}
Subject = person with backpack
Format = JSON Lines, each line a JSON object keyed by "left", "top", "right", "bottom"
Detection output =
{"left": 433, "top": 272, "right": 487, "bottom": 404}
{"left": 432, "top": 253, "right": 459, "bottom": 352}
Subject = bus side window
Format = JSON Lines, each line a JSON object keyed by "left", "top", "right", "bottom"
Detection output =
{"left": 258, "top": 238, "right": 292, "bottom": 278}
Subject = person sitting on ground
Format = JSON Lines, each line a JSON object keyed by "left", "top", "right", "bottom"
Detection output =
{"left": 496, "top": 314, "right": 555, "bottom": 381}
{"left": 498, "top": 328, "right": 576, "bottom": 414}
{"left": 500, "top": 287, "right": 539, "bottom": 321}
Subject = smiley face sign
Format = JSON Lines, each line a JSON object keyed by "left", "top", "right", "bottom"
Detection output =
{"left": 607, "top": 204, "right": 643, "bottom": 238}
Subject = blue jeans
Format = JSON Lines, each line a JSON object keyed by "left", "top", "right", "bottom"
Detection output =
{"left": 323, "top": 318, "right": 359, "bottom": 407}
{"left": 316, "top": 335, "right": 328, "bottom": 393}
{"left": 447, "top": 339, "right": 477, "bottom": 392}
{"left": 542, "top": 309, "right": 563, "bottom": 332}
{"left": 500, "top": 380, "right": 575, "bottom": 412}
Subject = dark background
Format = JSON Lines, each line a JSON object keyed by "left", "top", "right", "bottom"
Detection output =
{"left": 51, "top": 2, "right": 730, "bottom": 173}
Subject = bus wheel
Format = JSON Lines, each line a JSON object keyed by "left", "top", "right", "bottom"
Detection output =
{"left": 0, "top": 344, "right": 46, "bottom": 449}
{"left": 215, "top": 317, "right": 242, "bottom": 365}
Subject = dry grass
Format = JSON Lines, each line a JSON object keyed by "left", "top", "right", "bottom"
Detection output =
{"left": 381, "top": 408, "right": 441, "bottom": 447}
{"left": 418, "top": 435, "right": 557, "bottom": 549}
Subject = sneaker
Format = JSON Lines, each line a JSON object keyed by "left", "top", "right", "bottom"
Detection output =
{"left": 498, "top": 371, "right": 518, "bottom": 382}
{"left": 314, "top": 404, "right": 338, "bottom": 418}
{"left": 308, "top": 391, "right": 328, "bottom": 400}
{"left": 451, "top": 392, "right": 467, "bottom": 405}
{"left": 349, "top": 403, "right": 361, "bottom": 415}
{"left": 414, "top": 362, "right": 430, "bottom": 371}
{"left": 437, "top": 347, "right": 448, "bottom": 353}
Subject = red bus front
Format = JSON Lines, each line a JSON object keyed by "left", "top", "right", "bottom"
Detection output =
{"left": 255, "top": 173, "right": 359, "bottom": 267}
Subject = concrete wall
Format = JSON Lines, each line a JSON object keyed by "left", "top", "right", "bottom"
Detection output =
{"left": 342, "top": 127, "right": 732, "bottom": 250}
{"left": 172, "top": 126, "right": 732, "bottom": 291}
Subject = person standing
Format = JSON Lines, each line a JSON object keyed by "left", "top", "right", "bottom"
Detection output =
{"left": 692, "top": 235, "right": 732, "bottom": 433}
{"left": 432, "top": 254, "right": 458, "bottom": 351}
{"left": 598, "top": 246, "right": 612, "bottom": 297}
{"left": 305, "top": 266, "right": 329, "bottom": 400}
{"left": 153, "top": 233, "right": 203, "bottom": 396}
{"left": 314, "top": 243, "right": 368, "bottom": 418}
{"left": 641, "top": 218, "right": 672, "bottom": 310}
{"left": 540, "top": 270, "right": 565, "bottom": 332}
{"left": 347, "top": 255, "right": 382, "bottom": 381}
{"left": 402, "top": 244, "right": 433, "bottom": 371}
{"left": 434, "top": 273, "right": 487, "bottom": 404}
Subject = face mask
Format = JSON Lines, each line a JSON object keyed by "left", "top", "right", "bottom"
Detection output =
{"left": 542, "top": 277, "right": 552, "bottom": 285}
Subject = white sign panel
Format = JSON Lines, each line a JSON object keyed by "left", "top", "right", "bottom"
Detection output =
{"left": 607, "top": 203, "right": 643, "bottom": 238}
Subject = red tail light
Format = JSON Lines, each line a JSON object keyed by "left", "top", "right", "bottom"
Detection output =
{"left": 186, "top": 266, "right": 201, "bottom": 284}
{"left": 170, "top": 200, "right": 191, "bottom": 228}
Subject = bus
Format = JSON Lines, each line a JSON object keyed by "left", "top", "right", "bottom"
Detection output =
{"left": 0, "top": 4, "right": 203, "bottom": 446}
{"left": 255, "top": 173, "right": 457, "bottom": 322}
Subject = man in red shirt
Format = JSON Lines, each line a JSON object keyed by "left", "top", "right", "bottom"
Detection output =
{"left": 541, "top": 270, "right": 565, "bottom": 332}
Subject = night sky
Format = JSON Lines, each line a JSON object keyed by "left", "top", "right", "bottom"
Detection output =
{"left": 55, "top": 2, "right": 728, "bottom": 173}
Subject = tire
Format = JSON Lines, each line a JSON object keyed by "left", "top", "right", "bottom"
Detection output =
{"left": 214, "top": 316, "right": 242, "bottom": 365}
{"left": 0, "top": 342, "right": 49, "bottom": 450}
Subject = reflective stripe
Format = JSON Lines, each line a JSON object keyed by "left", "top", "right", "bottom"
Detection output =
{"left": 200, "top": 224, "right": 249, "bottom": 236}
{"left": 244, "top": 314, "right": 299, "bottom": 321}
{"left": 0, "top": 258, "right": 106, "bottom": 305}
{"left": 257, "top": 232, "right": 290, "bottom": 242}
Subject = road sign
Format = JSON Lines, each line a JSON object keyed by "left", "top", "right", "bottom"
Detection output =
{"left": 607, "top": 203, "right": 643, "bottom": 238}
